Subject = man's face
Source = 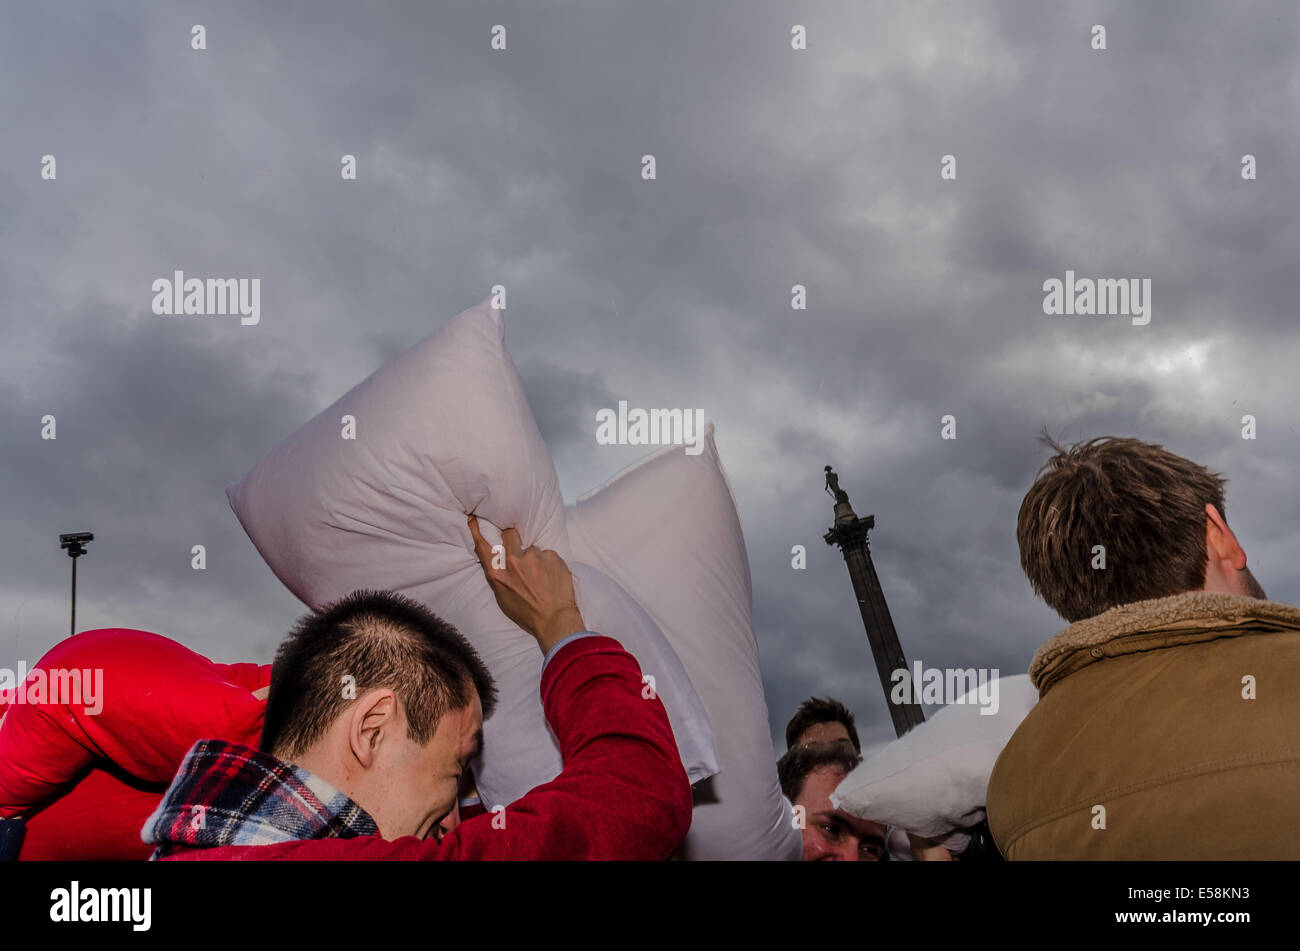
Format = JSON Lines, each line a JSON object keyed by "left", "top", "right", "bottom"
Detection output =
{"left": 376, "top": 692, "right": 483, "bottom": 841}
{"left": 796, "top": 721, "right": 855, "bottom": 751}
{"left": 795, "top": 765, "right": 887, "bottom": 861}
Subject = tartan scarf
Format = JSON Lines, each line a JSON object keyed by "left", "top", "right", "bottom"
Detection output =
{"left": 142, "top": 739, "right": 378, "bottom": 859}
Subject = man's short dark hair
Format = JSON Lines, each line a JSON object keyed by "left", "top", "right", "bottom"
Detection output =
{"left": 784, "top": 697, "right": 861, "bottom": 753}
{"left": 778, "top": 742, "right": 863, "bottom": 803}
{"left": 1018, "top": 433, "right": 1229, "bottom": 622}
{"left": 260, "top": 590, "right": 498, "bottom": 759}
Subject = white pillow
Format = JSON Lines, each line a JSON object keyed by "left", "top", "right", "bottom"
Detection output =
{"left": 830, "top": 674, "right": 1038, "bottom": 839}
{"left": 567, "top": 431, "right": 803, "bottom": 861}
{"left": 229, "top": 298, "right": 746, "bottom": 850}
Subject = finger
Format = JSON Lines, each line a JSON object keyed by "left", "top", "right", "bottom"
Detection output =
{"left": 500, "top": 527, "right": 525, "bottom": 558}
{"left": 467, "top": 515, "right": 494, "bottom": 566}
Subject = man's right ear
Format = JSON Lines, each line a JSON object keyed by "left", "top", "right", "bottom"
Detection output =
{"left": 1205, "top": 503, "right": 1247, "bottom": 570}
{"left": 348, "top": 689, "right": 397, "bottom": 768}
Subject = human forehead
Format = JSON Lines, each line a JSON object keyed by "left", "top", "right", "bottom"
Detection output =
{"left": 799, "top": 721, "right": 851, "bottom": 744}
{"left": 458, "top": 695, "right": 484, "bottom": 753}
{"left": 432, "top": 695, "right": 483, "bottom": 755}
{"left": 837, "top": 810, "right": 886, "bottom": 842}
{"left": 797, "top": 764, "right": 848, "bottom": 807}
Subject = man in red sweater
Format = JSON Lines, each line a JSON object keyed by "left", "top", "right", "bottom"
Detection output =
{"left": 142, "top": 517, "right": 692, "bottom": 860}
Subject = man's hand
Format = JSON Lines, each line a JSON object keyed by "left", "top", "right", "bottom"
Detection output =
{"left": 468, "top": 515, "right": 586, "bottom": 654}
{"left": 907, "top": 832, "right": 954, "bottom": 861}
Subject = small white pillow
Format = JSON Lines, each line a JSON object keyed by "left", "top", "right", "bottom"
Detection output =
{"left": 830, "top": 674, "right": 1038, "bottom": 839}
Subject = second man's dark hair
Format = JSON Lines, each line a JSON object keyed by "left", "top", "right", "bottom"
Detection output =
{"left": 778, "top": 742, "right": 864, "bottom": 803}
{"left": 260, "top": 590, "right": 498, "bottom": 759}
{"left": 784, "top": 696, "right": 861, "bottom": 753}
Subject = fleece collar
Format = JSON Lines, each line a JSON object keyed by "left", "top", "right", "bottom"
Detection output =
{"left": 1030, "top": 592, "right": 1300, "bottom": 696}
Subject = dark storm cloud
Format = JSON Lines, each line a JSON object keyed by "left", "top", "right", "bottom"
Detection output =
{"left": 0, "top": 306, "right": 320, "bottom": 666}
{"left": 2, "top": 0, "right": 1297, "bottom": 753}
{"left": 517, "top": 360, "right": 617, "bottom": 456}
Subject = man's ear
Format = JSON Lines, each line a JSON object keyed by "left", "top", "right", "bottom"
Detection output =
{"left": 348, "top": 689, "right": 398, "bottom": 768}
{"left": 1205, "top": 503, "right": 1247, "bottom": 571}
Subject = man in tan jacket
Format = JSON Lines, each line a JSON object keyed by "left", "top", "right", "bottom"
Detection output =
{"left": 988, "top": 435, "right": 1300, "bottom": 859}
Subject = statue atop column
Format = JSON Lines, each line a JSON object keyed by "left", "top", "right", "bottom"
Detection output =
{"left": 824, "top": 465, "right": 848, "bottom": 504}
{"left": 822, "top": 466, "right": 924, "bottom": 737}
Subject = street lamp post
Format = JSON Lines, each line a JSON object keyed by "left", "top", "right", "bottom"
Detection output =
{"left": 58, "top": 532, "right": 93, "bottom": 638}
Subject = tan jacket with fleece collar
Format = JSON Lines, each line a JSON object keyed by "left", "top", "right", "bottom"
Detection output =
{"left": 988, "top": 592, "right": 1300, "bottom": 859}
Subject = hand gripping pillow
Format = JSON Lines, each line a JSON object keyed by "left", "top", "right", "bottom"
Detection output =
{"left": 227, "top": 298, "right": 734, "bottom": 845}
{"left": 566, "top": 434, "right": 803, "bottom": 861}
{"left": 0, "top": 628, "right": 271, "bottom": 859}
{"left": 829, "top": 674, "right": 1038, "bottom": 839}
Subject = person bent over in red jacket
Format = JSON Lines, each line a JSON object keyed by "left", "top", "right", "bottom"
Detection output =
{"left": 142, "top": 517, "right": 692, "bottom": 860}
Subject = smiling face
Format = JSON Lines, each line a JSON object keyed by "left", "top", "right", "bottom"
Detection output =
{"left": 795, "top": 764, "right": 887, "bottom": 861}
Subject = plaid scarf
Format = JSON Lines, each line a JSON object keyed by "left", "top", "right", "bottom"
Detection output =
{"left": 142, "top": 739, "right": 378, "bottom": 859}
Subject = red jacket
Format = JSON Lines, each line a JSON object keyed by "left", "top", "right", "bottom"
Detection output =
{"left": 157, "top": 635, "right": 693, "bottom": 860}
{"left": 0, "top": 628, "right": 271, "bottom": 860}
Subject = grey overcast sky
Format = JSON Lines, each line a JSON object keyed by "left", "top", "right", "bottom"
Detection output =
{"left": 3, "top": 1, "right": 1298, "bottom": 756}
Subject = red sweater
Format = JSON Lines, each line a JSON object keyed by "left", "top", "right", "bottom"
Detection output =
{"left": 160, "top": 635, "right": 693, "bottom": 860}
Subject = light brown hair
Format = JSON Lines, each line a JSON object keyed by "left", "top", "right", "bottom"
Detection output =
{"left": 1017, "top": 434, "right": 1227, "bottom": 622}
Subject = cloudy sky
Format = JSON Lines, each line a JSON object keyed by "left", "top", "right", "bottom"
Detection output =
{"left": 3, "top": 0, "right": 1297, "bottom": 756}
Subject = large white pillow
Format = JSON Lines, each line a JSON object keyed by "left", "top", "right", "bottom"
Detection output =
{"left": 230, "top": 297, "right": 771, "bottom": 853}
{"left": 830, "top": 674, "right": 1038, "bottom": 839}
{"left": 567, "top": 431, "right": 803, "bottom": 861}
